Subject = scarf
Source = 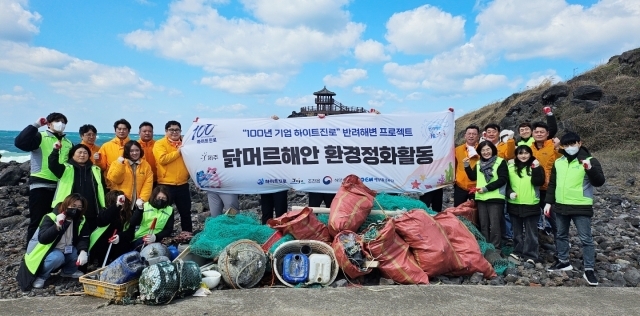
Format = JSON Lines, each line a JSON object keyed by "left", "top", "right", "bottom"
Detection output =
{"left": 479, "top": 156, "right": 497, "bottom": 183}
{"left": 168, "top": 138, "right": 182, "bottom": 148}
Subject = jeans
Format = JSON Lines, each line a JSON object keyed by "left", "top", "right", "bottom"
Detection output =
{"left": 207, "top": 192, "right": 239, "bottom": 217}
{"left": 555, "top": 213, "right": 595, "bottom": 269}
{"left": 39, "top": 247, "right": 79, "bottom": 280}
{"left": 503, "top": 204, "right": 514, "bottom": 240}
{"left": 308, "top": 193, "right": 336, "bottom": 208}
{"left": 260, "top": 190, "right": 288, "bottom": 224}
{"left": 419, "top": 188, "right": 443, "bottom": 212}
{"left": 27, "top": 187, "right": 56, "bottom": 245}
{"left": 477, "top": 202, "right": 503, "bottom": 249}
{"left": 166, "top": 183, "right": 192, "bottom": 232}
{"left": 511, "top": 215, "right": 539, "bottom": 260}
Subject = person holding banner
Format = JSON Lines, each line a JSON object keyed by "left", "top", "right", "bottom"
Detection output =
{"left": 464, "top": 141, "right": 508, "bottom": 249}
{"left": 451, "top": 125, "right": 481, "bottom": 207}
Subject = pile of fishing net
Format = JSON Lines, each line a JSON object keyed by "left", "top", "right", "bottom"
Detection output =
{"left": 138, "top": 260, "right": 201, "bottom": 305}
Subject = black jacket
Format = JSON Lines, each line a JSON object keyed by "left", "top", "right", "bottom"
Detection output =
{"left": 464, "top": 159, "right": 508, "bottom": 204}
{"left": 14, "top": 125, "right": 68, "bottom": 186}
{"left": 96, "top": 204, "right": 135, "bottom": 243}
{"left": 545, "top": 147, "right": 606, "bottom": 217}
{"left": 507, "top": 165, "right": 545, "bottom": 218}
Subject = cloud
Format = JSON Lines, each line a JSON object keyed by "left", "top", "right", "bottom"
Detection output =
{"left": 353, "top": 40, "right": 390, "bottom": 63}
{"left": 0, "top": 41, "right": 155, "bottom": 99}
{"left": 275, "top": 95, "right": 314, "bottom": 107}
{"left": 524, "top": 69, "right": 562, "bottom": 88}
{"left": 240, "top": 0, "right": 350, "bottom": 32}
{"left": 352, "top": 86, "right": 402, "bottom": 107}
{"left": 405, "top": 92, "right": 422, "bottom": 101}
{"left": 0, "top": 0, "right": 41, "bottom": 42}
{"left": 473, "top": 0, "right": 640, "bottom": 60}
{"left": 462, "top": 74, "right": 509, "bottom": 92}
{"left": 200, "top": 73, "right": 287, "bottom": 94}
{"left": 0, "top": 92, "right": 34, "bottom": 102}
{"left": 385, "top": 5, "right": 466, "bottom": 55}
{"left": 323, "top": 68, "right": 367, "bottom": 88}
{"left": 195, "top": 103, "right": 247, "bottom": 113}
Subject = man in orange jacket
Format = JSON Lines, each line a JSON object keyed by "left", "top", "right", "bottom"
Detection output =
{"left": 153, "top": 120, "right": 192, "bottom": 233}
{"left": 452, "top": 125, "right": 481, "bottom": 206}
{"left": 79, "top": 124, "right": 100, "bottom": 165}
{"left": 97, "top": 119, "right": 132, "bottom": 188}
{"left": 137, "top": 121, "right": 157, "bottom": 184}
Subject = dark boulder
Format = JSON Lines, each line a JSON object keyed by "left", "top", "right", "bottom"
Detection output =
{"left": 0, "top": 166, "right": 23, "bottom": 187}
{"left": 573, "top": 85, "right": 603, "bottom": 101}
{"left": 618, "top": 48, "right": 640, "bottom": 66}
{"left": 571, "top": 99, "right": 599, "bottom": 113}
{"left": 542, "top": 85, "right": 569, "bottom": 104}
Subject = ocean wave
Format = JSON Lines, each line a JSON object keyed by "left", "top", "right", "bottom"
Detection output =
{"left": 0, "top": 150, "right": 30, "bottom": 163}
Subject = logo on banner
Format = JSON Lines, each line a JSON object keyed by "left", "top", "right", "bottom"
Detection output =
{"left": 422, "top": 118, "right": 450, "bottom": 139}
{"left": 190, "top": 123, "right": 217, "bottom": 144}
{"left": 322, "top": 176, "right": 332, "bottom": 185}
{"left": 290, "top": 178, "right": 305, "bottom": 185}
{"left": 257, "top": 178, "right": 264, "bottom": 185}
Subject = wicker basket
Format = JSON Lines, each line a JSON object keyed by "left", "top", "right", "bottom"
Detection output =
{"left": 79, "top": 267, "right": 139, "bottom": 302}
{"left": 273, "top": 240, "right": 338, "bottom": 287}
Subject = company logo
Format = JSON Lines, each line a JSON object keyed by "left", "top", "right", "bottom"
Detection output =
{"left": 307, "top": 179, "right": 321, "bottom": 184}
{"left": 190, "top": 123, "right": 217, "bottom": 144}
{"left": 290, "top": 178, "right": 305, "bottom": 185}
{"left": 257, "top": 178, "right": 264, "bottom": 185}
{"left": 322, "top": 176, "right": 332, "bottom": 185}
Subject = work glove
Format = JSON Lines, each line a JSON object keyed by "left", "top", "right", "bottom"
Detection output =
{"left": 56, "top": 213, "right": 66, "bottom": 228}
{"left": 532, "top": 159, "right": 540, "bottom": 168}
{"left": 448, "top": 107, "right": 454, "bottom": 112}
{"left": 468, "top": 187, "right": 479, "bottom": 194}
{"left": 34, "top": 117, "right": 47, "bottom": 127}
{"left": 143, "top": 234, "right": 156, "bottom": 244}
{"left": 582, "top": 160, "right": 592, "bottom": 170}
{"left": 116, "top": 195, "right": 125, "bottom": 207}
{"left": 500, "top": 129, "right": 514, "bottom": 143}
{"left": 543, "top": 204, "right": 552, "bottom": 218}
{"left": 467, "top": 146, "right": 478, "bottom": 158}
{"left": 53, "top": 141, "right": 61, "bottom": 150}
{"left": 270, "top": 115, "right": 279, "bottom": 120}
{"left": 117, "top": 156, "right": 125, "bottom": 164}
{"left": 463, "top": 158, "right": 470, "bottom": 168}
{"left": 543, "top": 106, "right": 553, "bottom": 116}
{"left": 479, "top": 131, "right": 487, "bottom": 143}
{"left": 93, "top": 152, "right": 100, "bottom": 161}
{"left": 507, "top": 159, "right": 515, "bottom": 165}
{"left": 369, "top": 108, "right": 380, "bottom": 114}
{"left": 76, "top": 250, "right": 88, "bottom": 266}
{"left": 509, "top": 192, "right": 517, "bottom": 200}
{"left": 109, "top": 234, "right": 120, "bottom": 245}
{"left": 136, "top": 198, "right": 144, "bottom": 209}
{"left": 318, "top": 113, "right": 326, "bottom": 119}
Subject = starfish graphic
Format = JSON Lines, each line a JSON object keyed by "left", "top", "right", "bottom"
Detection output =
{"left": 411, "top": 179, "right": 420, "bottom": 189}
{"left": 419, "top": 174, "right": 426, "bottom": 181}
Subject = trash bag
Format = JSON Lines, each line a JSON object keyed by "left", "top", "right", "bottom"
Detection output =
{"left": 267, "top": 207, "right": 331, "bottom": 242}
{"left": 328, "top": 174, "right": 376, "bottom": 237}
{"left": 332, "top": 231, "right": 372, "bottom": 279}
{"left": 394, "top": 210, "right": 462, "bottom": 277}
{"left": 442, "top": 200, "right": 478, "bottom": 226}
{"left": 99, "top": 251, "right": 146, "bottom": 284}
{"left": 139, "top": 261, "right": 179, "bottom": 305}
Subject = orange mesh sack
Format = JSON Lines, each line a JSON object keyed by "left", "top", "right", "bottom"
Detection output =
{"left": 442, "top": 199, "right": 478, "bottom": 226}
{"left": 332, "top": 231, "right": 372, "bottom": 279}
{"left": 328, "top": 174, "right": 376, "bottom": 237}
{"left": 267, "top": 207, "right": 331, "bottom": 242}
{"left": 363, "top": 219, "right": 430, "bottom": 285}
{"left": 434, "top": 212, "right": 496, "bottom": 278}
{"left": 394, "top": 210, "right": 463, "bottom": 276}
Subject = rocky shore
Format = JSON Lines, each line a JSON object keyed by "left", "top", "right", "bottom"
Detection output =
{"left": 0, "top": 161, "right": 639, "bottom": 299}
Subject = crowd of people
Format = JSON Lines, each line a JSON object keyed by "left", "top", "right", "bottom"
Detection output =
{"left": 12, "top": 108, "right": 606, "bottom": 290}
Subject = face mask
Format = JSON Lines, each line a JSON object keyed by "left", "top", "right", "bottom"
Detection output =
{"left": 66, "top": 207, "right": 80, "bottom": 219}
{"left": 564, "top": 146, "right": 579, "bottom": 155}
{"left": 52, "top": 121, "right": 66, "bottom": 133}
{"left": 153, "top": 199, "right": 168, "bottom": 209}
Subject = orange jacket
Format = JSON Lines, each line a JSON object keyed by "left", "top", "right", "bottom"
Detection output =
{"left": 497, "top": 139, "right": 516, "bottom": 160}
{"left": 97, "top": 136, "right": 130, "bottom": 188}
{"left": 138, "top": 139, "right": 157, "bottom": 183}
{"left": 153, "top": 136, "right": 189, "bottom": 185}
{"left": 81, "top": 141, "right": 100, "bottom": 165}
{"left": 106, "top": 159, "right": 154, "bottom": 202}
{"left": 455, "top": 143, "right": 479, "bottom": 190}
{"left": 531, "top": 139, "right": 562, "bottom": 191}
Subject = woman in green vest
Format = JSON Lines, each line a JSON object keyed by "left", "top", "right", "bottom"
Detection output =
{"left": 464, "top": 141, "right": 508, "bottom": 249}
{"left": 130, "top": 185, "right": 174, "bottom": 249}
{"left": 506, "top": 145, "right": 545, "bottom": 264}
{"left": 16, "top": 193, "right": 90, "bottom": 290}
{"left": 90, "top": 190, "right": 135, "bottom": 265}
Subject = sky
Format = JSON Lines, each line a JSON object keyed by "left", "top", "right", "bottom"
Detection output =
{"left": 1, "top": 0, "right": 639, "bottom": 133}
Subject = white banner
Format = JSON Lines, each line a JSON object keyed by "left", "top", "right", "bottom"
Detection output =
{"left": 181, "top": 111, "right": 455, "bottom": 194}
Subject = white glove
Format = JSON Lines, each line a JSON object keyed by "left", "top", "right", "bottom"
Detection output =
{"left": 509, "top": 192, "right": 517, "bottom": 200}
{"left": 479, "top": 131, "right": 486, "bottom": 143}
{"left": 318, "top": 113, "right": 326, "bottom": 119}
{"left": 507, "top": 159, "right": 515, "bottom": 165}
{"left": 582, "top": 160, "right": 592, "bottom": 170}
{"left": 117, "top": 195, "right": 125, "bottom": 207}
{"left": 109, "top": 234, "right": 120, "bottom": 245}
{"left": 467, "top": 146, "right": 478, "bottom": 158}
{"left": 56, "top": 213, "right": 66, "bottom": 228}
{"left": 543, "top": 204, "right": 552, "bottom": 217}
{"left": 136, "top": 198, "right": 144, "bottom": 209}
{"left": 93, "top": 152, "right": 100, "bottom": 161}
{"left": 117, "top": 156, "right": 125, "bottom": 164}
{"left": 76, "top": 250, "right": 88, "bottom": 266}
{"left": 53, "top": 141, "right": 61, "bottom": 150}
{"left": 500, "top": 129, "right": 514, "bottom": 142}
{"left": 143, "top": 234, "right": 156, "bottom": 243}
{"left": 34, "top": 117, "right": 47, "bottom": 127}
{"left": 532, "top": 160, "right": 540, "bottom": 168}
{"left": 543, "top": 106, "right": 553, "bottom": 116}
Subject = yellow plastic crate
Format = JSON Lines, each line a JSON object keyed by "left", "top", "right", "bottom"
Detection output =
{"left": 79, "top": 267, "right": 139, "bottom": 302}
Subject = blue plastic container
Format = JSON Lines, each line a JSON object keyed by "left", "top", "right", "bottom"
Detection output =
{"left": 167, "top": 245, "right": 179, "bottom": 260}
{"left": 282, "top": 253, "right": 309, "bottom": 284}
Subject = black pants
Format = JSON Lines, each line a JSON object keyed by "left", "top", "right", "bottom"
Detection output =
{"left": 511, "top": 214, "right": 539, "bottom": 261}
{"left": 477, "top": 201, "right": 503, "bottom": 249}
{"left": 261, "top": 190, "right": 288, "bottom": 224}
{"left": 308, "top": 193, "right": 336, "bottom": 208}
{"left": 419, "top": 188, "right": 443, "bottom": 212}
{"left": 453, "top": 185, "right": 474, "bottom": 207}
{"left": 27, "top": 187, "right": 56, "bottom": 245}
{"left": 166, "top": 183, "right": 192, "bottom": 232}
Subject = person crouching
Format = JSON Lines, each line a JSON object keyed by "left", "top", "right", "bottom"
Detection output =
{"left": 130, "top": 185, "right": 175, "bottom": 249}
{"left": 89, "top": 190, "right": 134, "bottom": 265}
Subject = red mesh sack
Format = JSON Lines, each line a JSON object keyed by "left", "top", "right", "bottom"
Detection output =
{"left": 267, "top": 207, "right": 331, "bottom": 242}
{"left": 332, "top": 231, "right": 372, "bottom": 279}
{"left": 328, "top": 174, "right": 376, "bottom": 237}
{"left": 434, "top": 212, "right": 496, "bottom": 278}
{"left": 442, "top": 199, "right": 478, "bottom": 226}
{"left": 394, "top": 210, "right": 463, "bottom": 276}
{"left": 363, "top": 219, "right": 429, "bottom": 285}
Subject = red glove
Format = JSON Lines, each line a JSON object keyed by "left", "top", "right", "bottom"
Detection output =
{"left": 448, "top": 107, "right": 454, "bottom": 112}
{"left": 582, "top": 160, "right": 592, "bottom": 170}
{"left": 468, "top": 187, "right": 479, "bottom": 194}
{"left": 318, "top": 113, "right": 326, "bottom": 119}
{"left": 543, "top": 106, "right": 553, "bottom": 116}
{"left": 53, "top": 141, "right": 61, "bottom": 150}
{"left": 35, "top": 117, "right": 47, "bottom": 127}
{"left": 531, "top": 159, "right": 540, "bottom": 168}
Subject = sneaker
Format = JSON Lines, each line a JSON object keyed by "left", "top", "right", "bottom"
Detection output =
{"left": 32, "top": 277, "right": 45, "bottom": 289}
{"left": 526, "top": 259, "right": 536, "bottom": 265}
{"left": 509, "top": 253, "right": 521, "bottom": 261}
{"left": 547, "top": 261, "right": 573, "bottom": 272}
{"left": 583, "top": 269, "right": 599, "bottom": 286}
{"left": 60, "top": 270, "right": 84, "bottom": 278}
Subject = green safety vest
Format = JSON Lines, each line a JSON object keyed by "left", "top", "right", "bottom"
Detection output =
{"left": 517, "top": 138, "right": 534, "bottom": 147}
{"left": 32, "top": 131, "right": 73, "bottom": 181}
{"left": 554, "top": 156, "right": 594, "bottom": 205}
{"left": 507, "top": 164, "right": 539, "bottom": 205}
{"left": 475, "top": 157, "right": 506, "bottom": 201}
{"left": 24, "top": 213, "right": 85, "bottom": 274}
{"left": 134, "top": 203, "right": 173, "bottom": 240}
{"left": 51, "top": 163, "right": 105, "bottom": 208}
